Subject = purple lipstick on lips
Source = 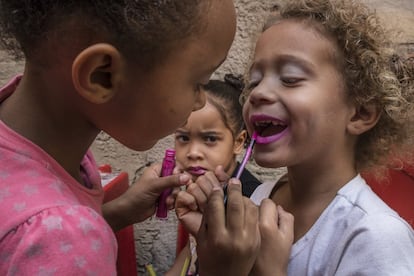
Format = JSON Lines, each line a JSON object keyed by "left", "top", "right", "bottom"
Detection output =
{"left": 251, "top": 115, "right": 289, "bottom": 145}
{"left": 187, "top": 166, "right": 207, "bottom": 177}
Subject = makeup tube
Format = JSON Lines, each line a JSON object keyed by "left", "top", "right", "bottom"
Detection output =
{"left": 156, "top": 149, "right": 176, "bottom": 219}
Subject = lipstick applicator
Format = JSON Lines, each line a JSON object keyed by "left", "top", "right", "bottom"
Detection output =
{"left": 223, "top": 131, "right": 258, "bottom": 204}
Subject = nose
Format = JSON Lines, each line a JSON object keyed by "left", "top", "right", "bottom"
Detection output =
{"left": 192, "top": 89, "right": 206, "bottom": 112}
{"left": 247, "top": 80, "right": 276, "bottom": 106}
{"left": 186, "top": 142, "right": 203, "bottom": 160}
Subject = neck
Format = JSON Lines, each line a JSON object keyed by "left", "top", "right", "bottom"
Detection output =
{"left": 272, "top": 156, "right": 357, "bottom": 242}
{"left": 0, "top": 65, "right": 99, "bottom": 182}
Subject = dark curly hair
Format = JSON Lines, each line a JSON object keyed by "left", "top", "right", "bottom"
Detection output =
{"left": 243, "top": 0, "right": 414, "bottom": 171}
{"left": 0, "top": 0, "right": 210, "bottom": 70}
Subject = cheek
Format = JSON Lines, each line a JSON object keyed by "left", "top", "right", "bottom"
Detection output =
{"left": 242, "top": 105, "right": 252, "bottom": 130}
{"left": 242, "top": 104, "right": 248, "bottom": 120}
{"left": 175, "top": 151, "right": 187, "bottom": 167}
{"left": 218, "top": 144, "right": 237, "bottom": 165}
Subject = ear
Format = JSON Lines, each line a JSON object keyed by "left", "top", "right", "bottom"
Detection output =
{"left": 347, "top": 103, "right": 380, "bottom": 135}
{"left": 72, "top": 43, "right": 122, "bottom": 104}
{"left": 233, "top": 129, "right": 247, "bottom": 154}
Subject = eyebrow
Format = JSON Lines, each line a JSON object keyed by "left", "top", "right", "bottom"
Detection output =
{"left": 250, "top": 54, "right": 316, "bottom": 76}
{"left": 175, "top": 129, "right": 222, "bottom": 137}
{"left": 175, "top": 129, "right": 188, "bottom": 135}
{"left": 201, "top": 131, "right": 221, "bottom": 136}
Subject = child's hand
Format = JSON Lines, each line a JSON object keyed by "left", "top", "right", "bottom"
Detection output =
{"left": 249, "top": 201, "right": 294, "bottom": 276}
{"left": 103, "top": 162, "right": 191, "bottom": 231}
{"left": 196, "top": 178, "right": 261, "bottom": 276}
{"left": 175, "top": 188, "right": 203, "bottom": 236}
{"left": 175, "top": 167, "right": 229, "bottom": 236}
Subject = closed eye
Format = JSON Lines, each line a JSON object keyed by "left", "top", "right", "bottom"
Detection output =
{"left": 281, "top": 77, "right": 303, "bottom": 87}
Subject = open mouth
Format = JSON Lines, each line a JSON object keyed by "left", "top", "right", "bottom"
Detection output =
{"left": 253, "top": 119, "right": 288, "bottom": 144}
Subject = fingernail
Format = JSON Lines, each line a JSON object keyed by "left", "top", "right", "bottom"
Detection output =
{"left": 229, "top": 178, "right": 241, "bottom": 186}
{"left": 179, "top": 174, "right": 190, "bottom": 183}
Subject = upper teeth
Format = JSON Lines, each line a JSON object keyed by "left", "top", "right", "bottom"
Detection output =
{"left": 254, "top": 120, "right": 285, "bottom": 127}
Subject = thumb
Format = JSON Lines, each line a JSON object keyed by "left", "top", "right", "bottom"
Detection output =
{"left": 276, "top": 205, "right": 294, "bottom": 238}
{"left": 153, "top": 173, "right": 191, "bottom": 193}
{"left": 214, "top": 165, "right": 230, "bottom": 185}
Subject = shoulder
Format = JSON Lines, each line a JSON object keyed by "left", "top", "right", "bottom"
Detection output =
{"left": 250, "top": 180, "right": 279, "bottom": 205}
{"left": 249, "top": 172, "right": 288, "bottom": 205}
{"left": 333, "top": 213, "right": 414, "bottom": 275}
{"left": 0, "top": 205, "right": 117, "bottom": 275}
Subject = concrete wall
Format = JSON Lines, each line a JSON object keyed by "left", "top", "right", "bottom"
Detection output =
{"left": 1, "top": 0, "right": 413, "bottom": 275}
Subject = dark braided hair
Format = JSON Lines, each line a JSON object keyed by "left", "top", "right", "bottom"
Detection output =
{"left": 0, "top": 0, "right": 210, "bottom": 70}
{"left": 203, "top": 74, "right": 246, "bottom": 141}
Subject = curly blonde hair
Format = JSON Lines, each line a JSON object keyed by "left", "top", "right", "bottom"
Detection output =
{"left": 252, "top": 0, "right": 414, "bottom": 171}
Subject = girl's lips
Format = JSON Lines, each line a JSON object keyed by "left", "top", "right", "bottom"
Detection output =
{"left": 256, "top": 127, "right": 289, "bottom": 144}
{"left": 187, "top": 167, "right": 207, "bottom": 176}
{"left": 249, "top": 114, "right": 289, "bottom": 145}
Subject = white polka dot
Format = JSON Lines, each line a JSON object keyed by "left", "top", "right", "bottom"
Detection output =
{"left": 13, "top": 202, "right": 26, "bottom": 212}
{"left": 42, "top": 216, "right": 63, "bottom": 232}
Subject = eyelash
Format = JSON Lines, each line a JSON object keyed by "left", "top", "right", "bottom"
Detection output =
{"left": 175, "top": 135, "right": 218, "bottom": 144}
{"left": 204, "top": 135, "right": 218, "bottom": 144}
{"left": 175, "top": 135, "right": 189, "bottom": 143}
{"left": 246, "top": 76, "right": 303, "bottom": 90}
{"left": 281, "top": 77, "right": 302, "bottom": 86}
{"left": 246, "top": 81, "right": 259, "bottom": 90}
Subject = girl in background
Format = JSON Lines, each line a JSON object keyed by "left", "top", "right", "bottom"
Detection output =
{"left": 168, "top": 74, "right": 261, "bottom": 275}
{"left": 175, "top": 74, "right": 261, "bottom": 197}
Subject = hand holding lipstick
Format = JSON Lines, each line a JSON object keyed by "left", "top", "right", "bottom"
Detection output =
{"left": 103, "top": 162, "right": 191, "bottom": 231}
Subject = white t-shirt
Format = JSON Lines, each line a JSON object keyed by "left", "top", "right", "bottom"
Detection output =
{"left": 251, "top": 174, "right": 414, "bottom": 275}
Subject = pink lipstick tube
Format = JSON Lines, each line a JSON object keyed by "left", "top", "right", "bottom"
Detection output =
{"left": 156, "top": 149, "right": 176, "bottom": 219}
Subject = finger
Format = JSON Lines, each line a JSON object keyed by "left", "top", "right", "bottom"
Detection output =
{"left": 258, "top": 199, "right": 279, "bottom": 234}
{"left": 226, "top": 178, "right": 244, "bottom": 232}
{"left": 214, "top": 165, "right": 231, "bottom": 186}
{"left": 200, "top": 186, "right": 226, "bottom": 238}
{"left": 175, "top": 190, "right": 199, "bottom": 217}
{"left": 186, "top": 182, "right": 208, "bottom": 212}
{"left": 276, "top": 205, "right": 294, "bottom": 239}
{"left": 176, "top": 192, "right": 203, "bottom": 236}
{"left": 243, "top": 197, "right": 260, "bottom": 250}
{"left": 197, "top": 172, "right": 219, "bottom": 196}
{"left": 165, "top": 187, "right": 181, "bottom": 209}
{"left": 153, "top": 173, "right": 191, "bottom": 194}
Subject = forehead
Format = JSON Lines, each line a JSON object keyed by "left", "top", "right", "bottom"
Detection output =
{"left": 185, "top": 102, "right": 227, "bottom": 130}
{"left": 253, "top": 20, "right": 338, "bottom": 66}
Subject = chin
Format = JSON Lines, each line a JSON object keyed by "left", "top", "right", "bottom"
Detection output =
{"left": 125, "top": 139, "right": 158, "bottom": 151}
{"left": 254, "top": 154, "right": 285, "bottom": 169}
